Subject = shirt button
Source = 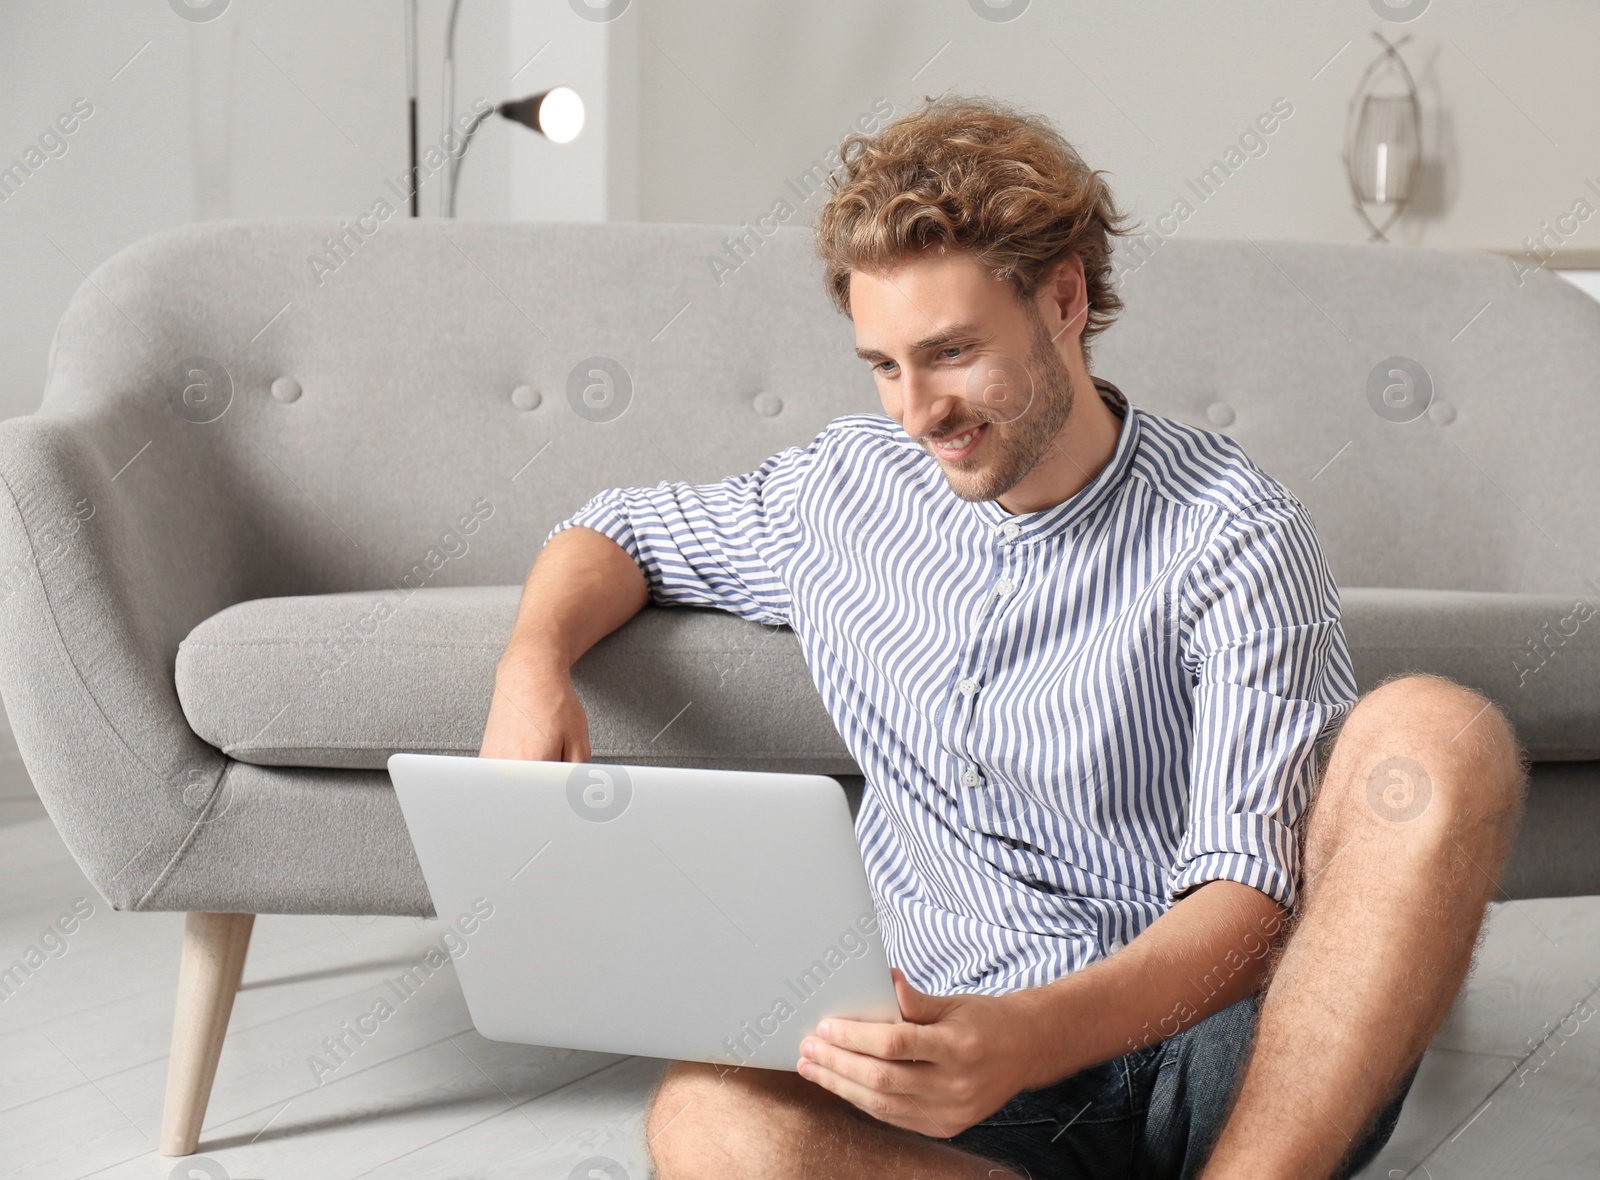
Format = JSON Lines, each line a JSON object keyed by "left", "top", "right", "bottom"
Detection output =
{"left": 995, "top": 579, "right": 1014, "bottom": 596}
{"left": 1000, "top": 837, "right": 1018, "bottom": 850}
{"left": 1000, "top": 522, "right": 1022, "bottom": 541}
{"left": 1107, "top": 936, "right": 1126, "bottom": 954}
{"left": 957, "top": 677, "right": 978, "bottom": 696}
{"left": 961, "top": 768, "right": 980, "bottom": 787}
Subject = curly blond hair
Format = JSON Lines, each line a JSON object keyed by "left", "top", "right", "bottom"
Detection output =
{"left": 817, "top": 95, "right": 1130, "bottom": 357}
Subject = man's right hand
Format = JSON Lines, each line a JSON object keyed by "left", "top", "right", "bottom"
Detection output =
{"left": 478, "top": 657, "right": 593, "bottom": 762}
{"left": 476, "top": 526, "right": 650, "bottom": 763}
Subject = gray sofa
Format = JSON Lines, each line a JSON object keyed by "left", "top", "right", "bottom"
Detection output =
{"left": 3, "top": 220, "right": 1598, "bottom": 1154}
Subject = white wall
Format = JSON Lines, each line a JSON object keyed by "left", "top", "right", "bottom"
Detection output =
{"left": 632, "top": 0, "right": 1600, "bottom": 261}
{"left": 4, "top": 0, "right": 1599, "bottom": 422}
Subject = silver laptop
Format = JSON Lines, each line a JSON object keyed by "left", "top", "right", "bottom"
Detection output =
{"left": 388, "top": 754, "right": 901, "bottom": 1070}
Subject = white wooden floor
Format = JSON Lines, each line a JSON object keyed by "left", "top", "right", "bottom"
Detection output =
{"left": 2, "top": 721, "right": 1598, "bottom": 1177}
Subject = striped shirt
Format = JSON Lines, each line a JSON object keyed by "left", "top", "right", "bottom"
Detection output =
{"left": 549, "top": 379, "right": 1358, "bottom": 996}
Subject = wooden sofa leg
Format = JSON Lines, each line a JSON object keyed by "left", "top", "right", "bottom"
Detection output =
{"left": 159, "top": 912, "right": 255, "bottom": 1156}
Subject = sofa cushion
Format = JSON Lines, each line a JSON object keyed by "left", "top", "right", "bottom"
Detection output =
{"left": 174, "top": 586, "right": 858, "bottom": 773}
{"left": 177, "top": 585, "right": 1599, "bottom": 772}
{"left": 1341, "top": 587, "right": 1600, "bottom": 760}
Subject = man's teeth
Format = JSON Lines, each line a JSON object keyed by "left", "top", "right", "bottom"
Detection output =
{"left": 942, "top": 429, "right": 977, "bottom": 449}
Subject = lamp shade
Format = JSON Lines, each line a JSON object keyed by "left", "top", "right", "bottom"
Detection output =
{"left": 1351, "top": 94, "right": 1419, "bottom": 206}
{"left": 498, "top": 86, "right": 586, "bottom": 145}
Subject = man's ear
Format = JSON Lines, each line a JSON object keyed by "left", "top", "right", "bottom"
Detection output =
{"left": 1043, "top": 251, "right": 1094, "bottom": 337}
{"left": 1036, "top": 253, "right": 1089, "bottom": 344}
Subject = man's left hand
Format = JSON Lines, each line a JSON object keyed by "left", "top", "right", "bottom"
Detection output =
{"left": 795, "top": 967, "right": 1046, "bottom": 1138}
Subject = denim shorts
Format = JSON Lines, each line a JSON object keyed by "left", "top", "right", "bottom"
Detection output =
{"left": 938, "top": 991, "right": 1417, "bottom": 1180}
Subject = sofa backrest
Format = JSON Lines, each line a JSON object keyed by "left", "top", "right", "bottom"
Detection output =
{"left": 1097, "top": 237, "right": 1600, "bottom": 596}
{"left": 39, "top": 221, "right": 1600, "bottom": 600}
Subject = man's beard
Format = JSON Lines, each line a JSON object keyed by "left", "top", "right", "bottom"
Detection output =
{"left": 935, "top": 314, "right": 1077, "bottom": 504}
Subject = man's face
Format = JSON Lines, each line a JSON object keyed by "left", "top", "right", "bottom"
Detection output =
{"left": 850, "top": 250, "right": 1077, "bottom": 504}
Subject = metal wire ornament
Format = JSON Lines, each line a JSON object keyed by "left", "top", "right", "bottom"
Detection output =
{"left": 1344, "top": 32, "right": 1423, "bottom": 243}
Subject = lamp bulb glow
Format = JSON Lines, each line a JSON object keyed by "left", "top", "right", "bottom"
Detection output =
{"left": 539, "top": 86, "right": 585, "bottom": 144}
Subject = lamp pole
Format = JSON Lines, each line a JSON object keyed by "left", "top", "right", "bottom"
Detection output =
{"left": 405, "top": 0, "right": 418, "bottom": 217}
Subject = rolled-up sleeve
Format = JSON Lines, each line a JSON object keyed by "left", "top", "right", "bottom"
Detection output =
{"left": 544, "top": 431, "right": 828, "bottom": 627}
{"left": 1168, "top": 496, "right": 1359, "bottom": 910}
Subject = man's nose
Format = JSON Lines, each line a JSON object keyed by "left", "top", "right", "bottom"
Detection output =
{"left": 899, "top": 368, "right": 965, "bottom": 440}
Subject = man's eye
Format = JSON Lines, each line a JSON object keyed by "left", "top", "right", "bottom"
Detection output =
{"left": 938, "top": 346, "right": 964, "bottom": 360}
{"left": 875, "top": 360, "right": 898, "bottom": 374}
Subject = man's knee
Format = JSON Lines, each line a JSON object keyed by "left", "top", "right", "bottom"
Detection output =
{"left": 1334, "top": 672, "right": 1528, "bottom": 834}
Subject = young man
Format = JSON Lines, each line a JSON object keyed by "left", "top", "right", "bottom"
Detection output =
{"left": 479, "top": 97, "right": 1527, "bottom": 1179}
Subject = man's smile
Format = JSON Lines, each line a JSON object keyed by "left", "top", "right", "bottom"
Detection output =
{"left": 927, "top": 421, "right": 989, "bottom": 462}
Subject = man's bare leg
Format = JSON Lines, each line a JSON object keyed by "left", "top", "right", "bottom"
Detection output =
{"left": 646, "top": 1060, "right": 1026, "bottom": 1180}
{"left": 1201, "top": 673, "right": 1528, "bottom": 1179}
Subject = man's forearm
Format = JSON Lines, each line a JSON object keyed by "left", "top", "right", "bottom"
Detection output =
{"left": 498, "top": 525, "right": 650, "bottom": 674}
{"left": 1010, "top": 879, "right": 1287, "bottom": 1091}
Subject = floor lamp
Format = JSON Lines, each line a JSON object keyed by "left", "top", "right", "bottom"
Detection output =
{"left": 408, "top": 0, "right": 585, "bottom": 218}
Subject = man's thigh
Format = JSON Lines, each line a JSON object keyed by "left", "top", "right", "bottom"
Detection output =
{"left": 647, "top": 1059, "right": 1020, "bottom": 1178}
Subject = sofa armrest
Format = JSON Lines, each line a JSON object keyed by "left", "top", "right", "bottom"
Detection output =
{"left": 0, "top": 403, "right": 256, "bottom": 910}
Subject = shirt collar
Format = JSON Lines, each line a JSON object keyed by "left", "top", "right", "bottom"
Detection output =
{"left": 963, "top": 377, "right": 1140, "bottom": 544}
